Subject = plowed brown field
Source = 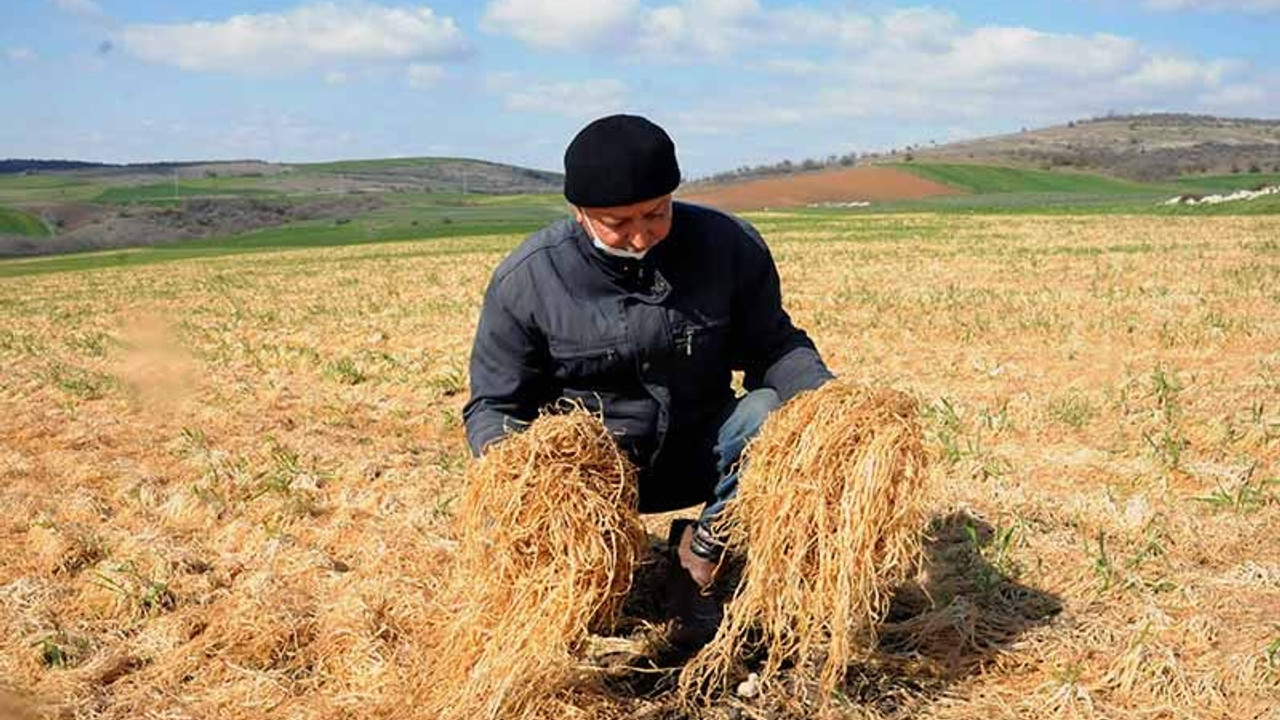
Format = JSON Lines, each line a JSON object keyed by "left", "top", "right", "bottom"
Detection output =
{"left": 679, "top": 166, "right": 960, "bottom": 211}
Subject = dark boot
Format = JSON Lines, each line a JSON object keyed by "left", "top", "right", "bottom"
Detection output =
{"left": 663, "top": 519, "right": 724, "bottom": 655}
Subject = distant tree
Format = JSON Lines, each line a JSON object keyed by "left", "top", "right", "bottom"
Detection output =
{"left": 1248, "top": 162, "right": 1261, "bottom": 173}
{"left": 904, "top": 152, "right": 915, "bottom": 162}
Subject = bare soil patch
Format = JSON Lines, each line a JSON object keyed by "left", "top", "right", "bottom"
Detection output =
{"left": 680, "top": 166, "right": 961, "bottom": 212}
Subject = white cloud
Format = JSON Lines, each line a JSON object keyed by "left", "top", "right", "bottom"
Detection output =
{"left": 634, "top": 0, "right": 876, "bottom": 61}
{"left": 44, "top": 0, "right": 105, "bottom": 18}
{"left": 1197, "top": 80, "right": 1275, "bottom": 111}
{"left": 813, "top": 29, "right": 1239, "bottom": 124}
{"left": 880, "top": 7, "right": 960, "bottom": 52}
{"left": 6, "top": 47, "right": 38, "bottom": 63}
{"left": 478, "top": 3, "right": 1275, "bottom": 128}
{"left": 1120, "top": 56, "right": 1234, "bottom": 92}
{"left": 636, "top": 0, "right": 764, "bottom": 59}
{"left": 771, "top": 8, "right": 873, "bottom": 47}
{"left": 407, "top": 63, "right": 446, "bottom": 89}
{"left": 942, "top": 28, "right": 1140, "bottom": 81}
{"left": 119, "top": 2, "right": 469, "bottom": 74}
{"left": 674, "top": 106, "right": 808, "bottom": 136}
{"left": 481, "top": 0, "right": 640, "bottom": 51}
{"left": 324, "top": 70, "right": 352, "bottom": 85}
{"left": 481, "top": 0, "right": 873, "bottom": 60}
{"left": 504, "top": 78, "right": 628, "bottom": 118}
{"left": 1140, "top": 0, "right": 1280, "bottom": 12}
{"left": 665, "top": 7, "right": 1275, "bottom": 134}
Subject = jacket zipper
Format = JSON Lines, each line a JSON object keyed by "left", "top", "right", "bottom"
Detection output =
{"left": 554, "top": 346, "right": 617, "bottom": 361}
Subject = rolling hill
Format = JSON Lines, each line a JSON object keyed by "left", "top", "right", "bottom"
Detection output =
{"left": 0, "top": 157, "right": 564, "bottom": 258}
{"left": 871, "top": 113, "right": 1280, "bottom": 181}
{"left": 0, "top": 157, "right": 563, "bottom": 195}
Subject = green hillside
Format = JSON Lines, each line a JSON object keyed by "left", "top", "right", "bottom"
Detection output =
{"left": 895, "top": 163, "right": 1153, "bottom": 194}
{"left": 0, "top": 207, "right": 49, "bottom": 236}
{"left": 0, "top": 192, "right": 566, "bottom": 278}
{"left": 96, "top": 181, "right": 281, "bottom": 205}
{"left": 0, "top": 174, "right": 99, "bottom": 204}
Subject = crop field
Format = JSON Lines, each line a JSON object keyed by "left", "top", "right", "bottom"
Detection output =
{"left": 1, "top": 212, "right": 1278, "bottom": 718}
{"left": 0, "top": 175, "right": 102, "bottom": 205}
{"left": 893, "top": 164, "right": 1155, "bottom": 195}
{"left": 874, "top": 165, "right": 1280, "bottom": 216}
{"left": 94, "top": 183, "right": 284, "bottom": 205}
{"left": 0, "top": 208, "right": 49, "bottom": 237}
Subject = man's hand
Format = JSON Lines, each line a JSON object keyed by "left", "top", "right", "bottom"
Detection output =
{"left": 677, "top": 523, "right": 717, "bottom": 589}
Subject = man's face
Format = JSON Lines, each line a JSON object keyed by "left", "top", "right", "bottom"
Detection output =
{"left": 573, "top": 194, "right": 674, "bottom": 255}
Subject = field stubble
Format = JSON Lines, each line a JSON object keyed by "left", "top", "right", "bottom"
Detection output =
{"left": 1, "top": 214, "right": 1278, "bottom": 719}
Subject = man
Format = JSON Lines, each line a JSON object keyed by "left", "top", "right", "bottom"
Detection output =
{"left": 463, "top": 114, "right": 832, "bottom": 651}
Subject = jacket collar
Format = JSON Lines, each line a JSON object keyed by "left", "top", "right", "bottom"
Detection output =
{"left": 570, "top": 218, "right": 674, "bottom": 303}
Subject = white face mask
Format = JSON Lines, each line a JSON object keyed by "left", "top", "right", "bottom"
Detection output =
{"left": 579, "top": 209, "right": 649, "bottom": 260}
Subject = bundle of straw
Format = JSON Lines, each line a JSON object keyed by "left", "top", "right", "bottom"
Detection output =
{"left": 680, "top": 381, "right": 930, "bottom": 705}
{"left": 419, "top": 407, "right": 646, "bottom": 720}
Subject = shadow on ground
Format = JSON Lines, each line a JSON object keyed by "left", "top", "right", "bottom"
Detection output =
{"left": 592, "top": 510, "right": 1063, "bottom": 719}
{"left": 847, "top": 511, "right": 1063, "bottom": 716}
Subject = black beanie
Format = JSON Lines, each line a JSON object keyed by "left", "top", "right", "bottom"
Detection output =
{"left": 563, "top": 114, "right": 681, "bottom": 207}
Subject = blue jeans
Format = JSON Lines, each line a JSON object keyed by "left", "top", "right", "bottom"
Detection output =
{"left": 697, "top": 387, "right": 781, "bottom": 529}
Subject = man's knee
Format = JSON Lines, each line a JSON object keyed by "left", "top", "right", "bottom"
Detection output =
{"left": 718, "top": 387, "right": 781, "bottom": 450}
{"left": 738, "top": 387, "right": 781, "bottom": 429}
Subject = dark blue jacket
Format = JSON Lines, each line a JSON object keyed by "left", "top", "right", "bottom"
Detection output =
{"left": 462, "top": 201, "right": 832, "bottom": 512}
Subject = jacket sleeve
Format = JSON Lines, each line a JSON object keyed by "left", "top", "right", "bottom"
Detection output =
{"left": 733, "top": 221, "right": 834, "bottom": 402}
{"left": 462, "top": 273, "right": 551, "bottom": 456}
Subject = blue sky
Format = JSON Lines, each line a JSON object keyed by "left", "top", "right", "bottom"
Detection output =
{"left": 3, "top": 0, "right": 1278, "bottom": 176}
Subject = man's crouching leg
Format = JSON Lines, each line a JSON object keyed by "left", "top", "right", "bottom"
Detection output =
{"left": 665, "top": 387, "right": 781, "bottom": 654}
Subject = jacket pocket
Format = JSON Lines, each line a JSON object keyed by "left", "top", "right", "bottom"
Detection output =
{"left": 549, "top": 342, "right": 624, "bottom": 386}
{"left": 671, "top": 317, "right": 729, "bottom": 359}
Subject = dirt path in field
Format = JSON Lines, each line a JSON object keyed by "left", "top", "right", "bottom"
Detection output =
{"left": 679, "top": 166, "right": 962, "bottom": 211}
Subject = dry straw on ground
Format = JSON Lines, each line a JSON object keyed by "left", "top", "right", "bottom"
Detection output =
{"left": 3, "top": 215, "right": 1279, "bottom": 719}
{"left": 680, "top": 381, "right": 931, "bottom": 706}
{"left": 417, "top": 407, "right": 647, "bottom": 720}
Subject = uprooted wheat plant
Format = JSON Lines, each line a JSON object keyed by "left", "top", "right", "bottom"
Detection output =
{"left": 417, "top": 406, "right": 647, "bottom": 720}
{"left": 680, "top": 381, "right": 931, "bottom": 707}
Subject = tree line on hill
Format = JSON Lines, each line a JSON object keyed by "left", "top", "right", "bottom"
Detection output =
{"left": 694, "top": 152, "right": 862, "bottom": 185}
{"left": 0, "top": 159, "right": 237, "bottom": 175}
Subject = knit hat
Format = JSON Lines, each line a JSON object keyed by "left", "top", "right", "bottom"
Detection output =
{"left": 563, "top": 114, "right": 681, "bottom": 207}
